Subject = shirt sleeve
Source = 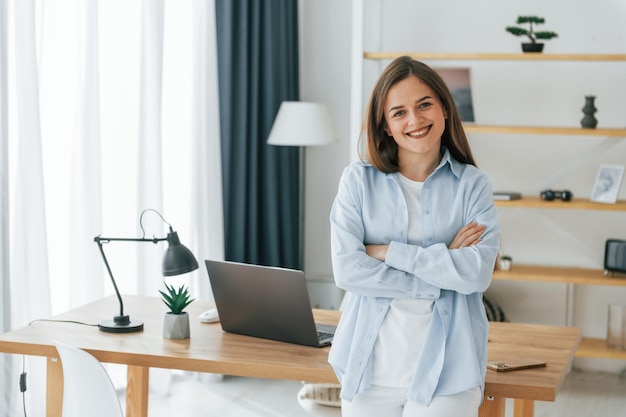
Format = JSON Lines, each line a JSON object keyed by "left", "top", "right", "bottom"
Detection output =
{"left": 385, "top": 170, "right": 500, "bottom": 295}
{"left": 330, "top": 165, "right": 441, "bottom": 299}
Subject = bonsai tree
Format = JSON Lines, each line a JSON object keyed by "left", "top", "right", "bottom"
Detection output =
{"left": 159, "top": 283, "right": 194, "bottom": 315}
{"left": 506, "top": 16, "right": 558, "bottom": 44}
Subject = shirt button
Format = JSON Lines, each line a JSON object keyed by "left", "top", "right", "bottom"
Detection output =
{"left": 425, "top": 210, "right": 430, "bottom": 214}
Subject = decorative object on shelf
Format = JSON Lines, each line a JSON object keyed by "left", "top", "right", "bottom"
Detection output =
{"left": 505, "top": 15, "right": 558, "bottom": 53}
{"left": 93, "top": 209, "right": 199, "bottom": 333}
{"left": 498, "top": 255, "right": 512, "bottom": 271}
{"left": 580, "top": 95, "right": 598, "bottom": 128}
{"left": 606, "top": 303, "right": 625, "bottom": 349}
{"left": 493, "top": 191, "right": 522, "bottom": 201}
{"left": 540, "top": 189, "right": 573, "bottom": 201}
{"left": 433, "top": 67, "right": 475, "bottom": 122}
{"left": 591, "top": 164, "right": 624, "bottom": 204}
{"left": 604, "top": 239, "right": 626, "bottom": 276}
{"left": 160, "top": 283, "right": 195, "bottom": 339}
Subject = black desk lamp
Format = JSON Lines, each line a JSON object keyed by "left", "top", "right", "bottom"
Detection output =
{"left": 94, "top": 209, "right": 199, "bottom": 333}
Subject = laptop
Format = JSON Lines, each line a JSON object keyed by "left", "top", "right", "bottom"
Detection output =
{"left": 204, "top": 259, "right": 336, "bottom": 347}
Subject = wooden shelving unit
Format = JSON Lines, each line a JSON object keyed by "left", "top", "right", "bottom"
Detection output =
{"left": 493, "top": 266, "right": 626, "bottom": 358}
{"left": 465, "top": 124, "right": 626, "bottom": 137}
{"left": 364, "top": 52, "right": 626, "bottom": 62}
{"left": 494, "top": 196, "right": 626, "bottom": 211}
{"left": 577, "top": 338, "right": 626, "bottom": 360}
{"left": 493, "top": 264, "right": 626, "bottom": 287}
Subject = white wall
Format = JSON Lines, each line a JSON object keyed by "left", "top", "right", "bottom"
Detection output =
{"left": 300, "top": 0, "right": 626, "bottom": 371}
{"left": 298, "top": 0, "right": 353, "bottom": 308}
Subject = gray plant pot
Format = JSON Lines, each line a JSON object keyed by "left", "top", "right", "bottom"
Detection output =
{"left": 163, "top": 312, "right": 190, "bottom": 339}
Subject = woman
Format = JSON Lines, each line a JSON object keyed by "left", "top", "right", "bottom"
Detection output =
{"left": 329, "top": 56, "right": 500, "bottom": 417}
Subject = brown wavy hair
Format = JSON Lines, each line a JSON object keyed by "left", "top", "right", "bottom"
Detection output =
{"left": 360, "top": 56, "right": 476, "bottom": 172}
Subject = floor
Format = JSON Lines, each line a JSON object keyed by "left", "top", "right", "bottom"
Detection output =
{"left": 118, "top": 369, "right": 626, "bottom": 417}
{"left": 120, "top": 372, "right": 312, "bottom": 417}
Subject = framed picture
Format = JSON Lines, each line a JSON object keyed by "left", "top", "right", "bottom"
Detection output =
{"left": 591, "top": 164, "right": 624, "bottom": 204}
{"left": 434, "top": 67, "right": 475, "bottom": 122}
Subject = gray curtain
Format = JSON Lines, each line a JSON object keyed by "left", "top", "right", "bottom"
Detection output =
{"left": 215, "top": 0, "right": 300, "bottom": 270}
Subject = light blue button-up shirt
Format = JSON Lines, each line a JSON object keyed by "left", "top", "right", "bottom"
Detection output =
{"left": 329, "top": 147, "right": 500, "bottom": 406}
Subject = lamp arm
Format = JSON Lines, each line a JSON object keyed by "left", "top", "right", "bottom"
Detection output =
{"left": 93, "top": 235, "right": 167, "bottom": 320}
{"left": 95, "top": 236, "right": 168, "bottom": 244}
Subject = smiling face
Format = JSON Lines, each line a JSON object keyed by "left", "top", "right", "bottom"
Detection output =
{"left": 383, "top": 75, "right": 447, "bottom": 170}
{"left": 364, "top": 57, "right": 475, "bottom": 174}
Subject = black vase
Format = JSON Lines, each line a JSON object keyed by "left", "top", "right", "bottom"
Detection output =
{"left": 581, "top": 96, "right": 598, "bottom": 129}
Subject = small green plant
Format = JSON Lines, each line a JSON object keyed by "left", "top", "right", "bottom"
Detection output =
{"left": 506, "top": 16, "right": 558, "bottom": 44}
{"left": 159, "top": 283, "right": 194, "bottom": 314}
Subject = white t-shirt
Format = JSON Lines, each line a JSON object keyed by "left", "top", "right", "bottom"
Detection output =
{"left": 371, "top": 173, "right": 435, "bottom": 388}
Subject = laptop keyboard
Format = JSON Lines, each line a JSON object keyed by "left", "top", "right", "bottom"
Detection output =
{"left": 317, "top": 330, "right": 334, "bottom": 341}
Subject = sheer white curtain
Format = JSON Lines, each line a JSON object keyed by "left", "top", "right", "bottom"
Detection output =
{"left": 7, "top": 0, "right": 51, "bottom": 415}
{"left": 1, "top": 0, "right": 13, "bottom": 414}
{"left": 1, "top": 0, "right": 224, "bottom": 414}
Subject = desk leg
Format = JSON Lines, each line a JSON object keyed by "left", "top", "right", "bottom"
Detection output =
{"left": 46, "top": 356, "right": 63, "bottom": 417}
{"left": 513, "top": 399, "right": 534, "bottom": 417}
{"left": 479, "top": 395, "right": 505, "bottom": 417}
{"left": 126, "top": 365, "right": 149, "bottom": 417}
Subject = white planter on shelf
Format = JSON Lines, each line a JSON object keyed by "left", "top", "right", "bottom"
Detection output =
{"left": 499, "top": 257, "right": 512, "bottom": 271}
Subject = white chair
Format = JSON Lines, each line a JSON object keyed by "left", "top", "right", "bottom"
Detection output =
{"left": 297, "top": 383, "right": 342, "bottom": 416}
{"left": 52, "top": 340, "right": 124, "bottom": 417}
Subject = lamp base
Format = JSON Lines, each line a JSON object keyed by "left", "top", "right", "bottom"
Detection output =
{"left": 98, "top": 317, "right": 144, "bottom": 333}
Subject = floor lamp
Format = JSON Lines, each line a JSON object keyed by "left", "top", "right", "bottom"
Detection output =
{"left": 267, "top": 101, "right": 337, "bottom": 270}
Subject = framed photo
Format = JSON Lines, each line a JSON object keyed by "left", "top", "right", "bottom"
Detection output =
{"left": 434, "top": 67, "right": 475, "bottom": 122}
{"left": 591, "top": 164, "right": 624, "bottom": 204}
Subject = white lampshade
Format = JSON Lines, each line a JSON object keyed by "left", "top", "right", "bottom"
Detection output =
{"left": 267, "top": 101, "right": 337, "bottom": 146}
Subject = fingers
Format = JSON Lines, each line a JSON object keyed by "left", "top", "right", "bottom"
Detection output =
{"left": 462, "top": 224, "right": 484, "bottom": 246}
{"left": 449, "top": 222, "right": 485, "bottom": 249}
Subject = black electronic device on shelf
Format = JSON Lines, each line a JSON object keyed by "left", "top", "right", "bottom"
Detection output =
{"left": 604, "top": 239, "right": 626, "bottom": 276}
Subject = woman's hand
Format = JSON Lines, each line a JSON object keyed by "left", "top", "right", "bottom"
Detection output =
{"left": 365, "top": 244, "right": 388, "bottom": 261}
{"left": 449, "top": 222, "right": 484, "bottom": 249}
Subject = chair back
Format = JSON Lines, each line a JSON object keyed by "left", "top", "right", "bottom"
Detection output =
{"left": 297, "top": 383, "right": 342, "bottom": 416}
{"left": 53, "top": 340, "right": 124, "bottom": 417}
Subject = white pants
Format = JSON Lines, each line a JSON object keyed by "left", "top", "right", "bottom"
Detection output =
{"left": 341, "top": 385, "right": 482, "bottom": 417}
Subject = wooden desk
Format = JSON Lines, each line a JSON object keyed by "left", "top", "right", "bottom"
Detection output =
{"left": 0, "top": 296, "right": 580, "bottom": 417}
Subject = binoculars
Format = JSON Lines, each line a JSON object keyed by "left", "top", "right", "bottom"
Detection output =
{"left": 540, "top": 189, "right": 573, "bottom": 202}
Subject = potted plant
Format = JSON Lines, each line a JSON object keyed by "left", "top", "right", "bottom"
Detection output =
{"left": 506, "top": 16, "right": 558, "bottom": 53}
{"left": 160, "top": 282, "right": 194, "bottom": 339}
{"left": 499, "top": 255, "right": 513, "bottom": 271}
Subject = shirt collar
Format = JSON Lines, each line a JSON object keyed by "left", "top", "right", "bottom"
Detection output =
{"left": 378, "top": 146, "right": 464, "bottom": 180}
{"left": 434, "top": 147, "right": 463, "bottom": 180}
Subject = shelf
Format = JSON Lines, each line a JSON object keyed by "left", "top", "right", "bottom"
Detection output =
{"left": 464, "top": 124, "right": 626, "bottom": 137}
{"left": 494, "top": 196, "right": 626, "bottom": 211}
{"left": 576, "top": 337, "right": 626, "bottom": 360}
{"left": 364, "top": 52, "right": 626, "bottom": 62}
{"left": 492, "top": 264, "right": 626, "bottom": 286}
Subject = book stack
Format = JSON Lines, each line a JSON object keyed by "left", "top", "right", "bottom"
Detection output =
{"left": 493, "top": 192, "right": 522, "bottom": 201}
